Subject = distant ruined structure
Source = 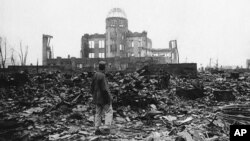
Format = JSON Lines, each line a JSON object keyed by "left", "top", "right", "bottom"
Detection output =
{"left": 42, "top": 8, "right": 179, "bottom": 71}
{"left": 42, "top": 35, "right": 53, "bottom": 66}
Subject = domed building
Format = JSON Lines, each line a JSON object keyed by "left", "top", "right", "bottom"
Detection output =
{"left": 43, "top": 8, "right": 178, "bottom": 71}
{"left": 105, "top": 8, "right": 128, "bottom": 58}
{"left": 80, "top": 8, "right": 153, "bottom": 59}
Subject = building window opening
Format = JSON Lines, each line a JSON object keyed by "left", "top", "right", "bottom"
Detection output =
{"left": 77, "top": 64, "right": 83, "bottom": 68}
{"left": 99, "top": 40, "right": 104, "bottom": 48}
{"left": 119, "top": 44, "right": 124, "bottom": 51}
{"left": 89, "top": 41, "right": 94, "bottom": 48}
{"left": 131, "top": 41, "right": 134, "bottom": 47}
{"left": 89, "top": 53, "right": 94, "bottom": 58}
{"left": 99, "top": 53, "right": 104, "bottom": 58}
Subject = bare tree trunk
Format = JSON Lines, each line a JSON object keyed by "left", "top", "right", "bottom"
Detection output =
{"left": 19, "top": 41, "right": 24, "bottom": 66}
{"left": 18, "top": 41, "right": 29, "bottom": 66}
{"left": 24, "top": 46, "right": 28, "bottom": 65}
{"left": 0, "top": 37, "right": 7, "bottom": 68}
{"left": 4, "top": 40, "right": 6, "bottom": 68}
{"left": 11, "top": 48, "right": 15, "bottom": 66}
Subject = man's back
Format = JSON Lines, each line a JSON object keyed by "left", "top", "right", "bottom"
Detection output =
{"left": 91, "top": 72, "right": 110, "bottom": 105}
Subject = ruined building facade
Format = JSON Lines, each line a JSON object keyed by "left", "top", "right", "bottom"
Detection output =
{"left": 81, "top": 8, "right": 178, "bottom": 60}
{"left": 43, "top": 8, "right": 179, "bottom": 71}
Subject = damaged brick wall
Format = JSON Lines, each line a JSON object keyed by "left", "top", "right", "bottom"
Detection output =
{"left": 46, "top": 56, "right": 172, "bottom": 71}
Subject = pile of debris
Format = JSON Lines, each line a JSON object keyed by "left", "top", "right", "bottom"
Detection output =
{"left": 0, "top": 69, "right": 249, "bottom": 140}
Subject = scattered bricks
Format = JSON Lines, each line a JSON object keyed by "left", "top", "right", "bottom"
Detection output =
{"left": 176, "top": 87, "right": 205, "bottom": 100}
{"left": 63, "top": 79, "right": 74, "bottom": 87}
{"left": 213, "top": 90, "right": 236, "bottom": 101}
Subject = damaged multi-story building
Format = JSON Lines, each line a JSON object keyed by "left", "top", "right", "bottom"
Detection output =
{"left": 43, "top": 8, "right": 179, "bottom": 71}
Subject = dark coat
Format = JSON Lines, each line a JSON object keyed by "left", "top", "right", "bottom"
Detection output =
{"left": 91, "top": 71, "right": 112, "bottom": 105}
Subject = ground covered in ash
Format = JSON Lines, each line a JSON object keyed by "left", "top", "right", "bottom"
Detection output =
{"left": 0, "top": 70, "right": 250, "bottom": 141}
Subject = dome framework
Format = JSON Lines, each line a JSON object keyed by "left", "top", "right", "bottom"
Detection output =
{"left": 107, "top": 8, "right": 127, "bottom": 19}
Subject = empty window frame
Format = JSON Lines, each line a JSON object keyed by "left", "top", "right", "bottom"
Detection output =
{"left": 89, "top": 53, "right": 94, "bottom": 58}
{"left": 89, "top": 41, "right": 94, "bottom": 48}
{"left": 99, "top": 40, "right": 104, "bottom": 48}
{"left": 119, "top": 44, "right": 124, "bottom": 51}
{"left": 99, "top": 53, "right": 105, "bottom": 58}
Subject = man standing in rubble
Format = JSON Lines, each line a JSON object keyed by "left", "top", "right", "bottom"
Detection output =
{"left": 91, "top": 61, "right": 113, "bottom": 135}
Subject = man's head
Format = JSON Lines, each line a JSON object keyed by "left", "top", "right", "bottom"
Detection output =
{"left": 99, "top": 61, "right": 106, "bottom": 71}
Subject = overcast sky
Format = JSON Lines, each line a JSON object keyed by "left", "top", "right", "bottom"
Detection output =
{"left": 0, "top": 0, "right": 250, "bottom": 67}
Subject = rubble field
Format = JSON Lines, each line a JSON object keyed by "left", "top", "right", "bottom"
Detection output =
{"left": 0, "top": 70, "right": 250, "bottom": 141}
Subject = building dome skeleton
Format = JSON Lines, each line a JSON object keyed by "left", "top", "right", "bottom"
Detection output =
{"left": 107, "top": 8, "right": 127, "bottom": 19}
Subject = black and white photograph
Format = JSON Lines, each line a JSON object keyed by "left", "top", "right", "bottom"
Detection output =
{"left": 0, "top": 0, "right": 250, "bottom": 140}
